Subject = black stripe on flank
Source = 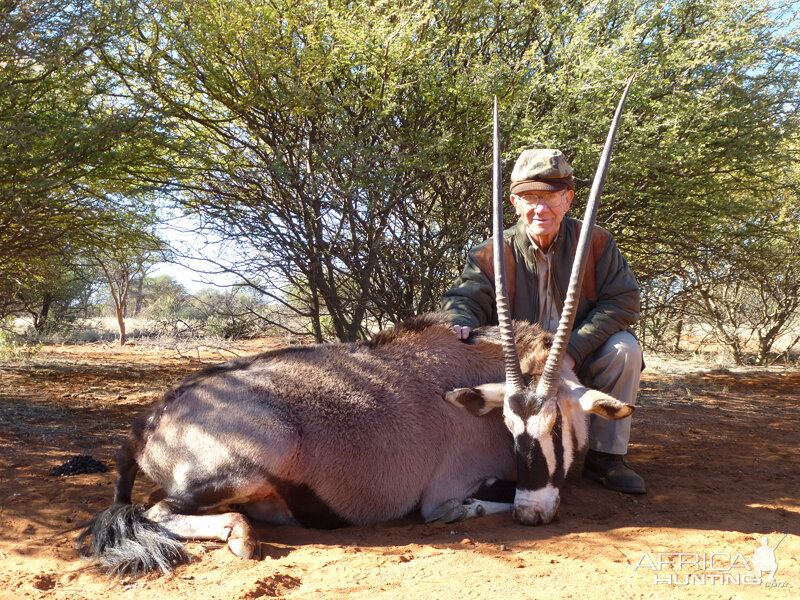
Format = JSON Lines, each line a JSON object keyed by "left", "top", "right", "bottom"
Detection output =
{"left": 270, "top": 477, "right": 351, "bottom": 529}
{"left": 473, "top": 479, "right": 516, "bottom": 503}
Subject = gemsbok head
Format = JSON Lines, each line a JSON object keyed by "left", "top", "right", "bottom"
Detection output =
{"left": 490, "top": 80, "right": 635, "bottom": 524}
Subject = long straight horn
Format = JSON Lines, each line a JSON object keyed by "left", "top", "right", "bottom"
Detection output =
{"left": 492, "top": 97, "right": 524, "bottom": 392}
{"left": 535, "top": 76, "right": 635, "bottom": 400}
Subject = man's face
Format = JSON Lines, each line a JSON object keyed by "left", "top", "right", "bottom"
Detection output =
{"left": 510, "top": 189, "right": 574, "bottom": 248}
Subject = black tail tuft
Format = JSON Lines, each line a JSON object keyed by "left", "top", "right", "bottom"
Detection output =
{"left": 77, "top": 503, "right": 190, "bottom": 578}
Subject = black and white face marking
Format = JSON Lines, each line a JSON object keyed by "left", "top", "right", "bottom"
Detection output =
{"left": 503, "top": 389, "right": 578, "bottom": 525}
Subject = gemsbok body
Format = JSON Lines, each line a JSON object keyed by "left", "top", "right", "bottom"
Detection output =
{"left": 77, "top": 315, "right": 628, "bottom": 576}
{"left": 78, "top": 82, "right": 635, "bottom": 577}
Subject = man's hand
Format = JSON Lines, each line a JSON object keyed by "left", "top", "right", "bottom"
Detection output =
{"left": 564, "top": 353, "right": 576, "bottom": 371}
{"left": 452, "top": 325, "right": 471, "bottom": 340}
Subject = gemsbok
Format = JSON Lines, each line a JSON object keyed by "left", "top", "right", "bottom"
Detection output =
{"left": 78, "top": 80, "right": 634, "bottom": 577}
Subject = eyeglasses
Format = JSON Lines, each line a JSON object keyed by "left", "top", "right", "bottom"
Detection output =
{"left": 512, "top": 192, "right": 566, "bottom": 209}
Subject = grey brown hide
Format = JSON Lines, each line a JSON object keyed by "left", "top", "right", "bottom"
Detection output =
{"left": 78, "top": 314, "right": 557, "bottom": 576}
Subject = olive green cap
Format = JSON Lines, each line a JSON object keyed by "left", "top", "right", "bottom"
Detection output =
{"left": 510, "top": 149, "right": 574, "bottom": 194}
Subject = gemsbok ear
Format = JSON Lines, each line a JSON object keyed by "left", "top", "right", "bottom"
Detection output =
{"left": 578, "top": 391, "right": 635, "bottom": 420}
{"left": 444, "top": 383, "right": 506, "bottom": 416}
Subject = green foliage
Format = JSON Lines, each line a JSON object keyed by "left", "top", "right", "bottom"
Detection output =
{"left": 92, "top": 0, "right": 800, "bottom": 342}
{"left": 142, "top": 283, "right": 277, "bottom": 339}
{"left": 188, "top": 287, "right": 276, "bottom": 339}
{"left": 0, "top": 0, "right": 173, "bottom": 328}
{"left": 104, "top": 0, "right": 517, "bottom": 340}
{"left": 137, "top": 275, "right": 191, "bottom": 320}
{"left": 0, "top": 324, "right": 42, "bottom": 360}
{"left": 678, "top": 184, "right": 800, "bottom": 364}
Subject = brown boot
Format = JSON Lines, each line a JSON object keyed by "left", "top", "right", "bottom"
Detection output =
{"left": 582, "top": 450, "right": 646, "bottom": 494}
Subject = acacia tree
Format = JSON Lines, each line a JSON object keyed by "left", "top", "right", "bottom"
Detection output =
{"left": 3, "top": 256, "right": 76, "bottom": 331}
{"left": 104, "top": 0, "right": 526, "bottom": 341}
{"left": 498, "top": 0, "right": 800, "bottom": 260}
{"left": 96, "top": 0, "right": 800, "bottom": 342}
{"left": 0, "top": 0, "right": 170, "bottom": 324}
{"left": 492, "top": 0, "right": 800, "bottom": 360}
{"left": 84, "top": 218, "right": 168, "bottom": 345}
{"left": 677, "top": 188, "right": 800, "bottom": 364}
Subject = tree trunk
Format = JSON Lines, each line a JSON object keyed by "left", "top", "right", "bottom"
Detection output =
{"left": 116, "top": 307, "right": 127, "bottom": 346}
{"left": 34, "top": 292, "right": 53, "bottom": 332}
{"left": 672, "top": 318, "right": 683, "bottom": 352}
{"left": 731, "top": 343, "right": 744, "bottom": 366}
{"left": 756, "top": 335, "right": 769, "bottom": 366}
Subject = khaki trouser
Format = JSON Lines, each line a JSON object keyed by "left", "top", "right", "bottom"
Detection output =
{"left": 577, "top": 330, "right": 642, "bottom": 455}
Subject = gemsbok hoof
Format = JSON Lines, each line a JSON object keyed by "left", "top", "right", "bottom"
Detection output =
{"left": 425, "top": 498, "right": 468, "bottom": 523}
{"left": 227, "top": 533, "right": 257, "bottom": 559}
{"left": 223, "top": 516, "right": 258, "bottom": 559}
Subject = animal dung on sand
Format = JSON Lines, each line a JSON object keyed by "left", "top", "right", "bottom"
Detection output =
{"left": 50, "top": 455, "right": 108, "bottom": 476}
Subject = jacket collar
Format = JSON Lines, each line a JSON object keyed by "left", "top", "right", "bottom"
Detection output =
{"left": 512, "top": 217, "right": 570, "bottom": 261}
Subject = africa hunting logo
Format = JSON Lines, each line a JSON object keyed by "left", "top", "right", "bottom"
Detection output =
{"left": 634, "top": 535, "right": 788, "bottom": 587}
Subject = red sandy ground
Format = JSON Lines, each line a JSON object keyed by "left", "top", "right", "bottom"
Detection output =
{"left": 0, "top": 341, "right": 798, "bottom": 600}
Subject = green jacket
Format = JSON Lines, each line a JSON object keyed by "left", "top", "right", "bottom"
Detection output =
{"left": 441, "top": 217, "right": 640, "bottom": 367}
